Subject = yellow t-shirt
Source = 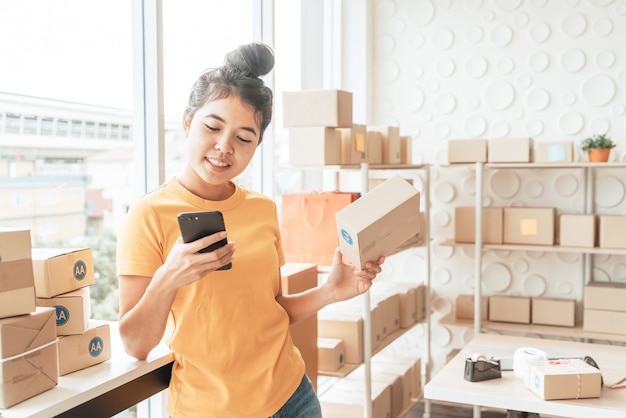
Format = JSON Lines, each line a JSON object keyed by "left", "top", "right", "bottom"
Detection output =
{"left": 116, "top": 178, "right": 305, "bottom": 417}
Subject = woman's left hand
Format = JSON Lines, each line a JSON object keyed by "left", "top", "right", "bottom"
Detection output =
{"left": 325, "top": 248, "right": 385, "bottom": 302}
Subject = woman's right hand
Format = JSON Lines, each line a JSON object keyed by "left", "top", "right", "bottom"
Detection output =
{"left": 160, "top": 233, "right": 235, "bottom": 290}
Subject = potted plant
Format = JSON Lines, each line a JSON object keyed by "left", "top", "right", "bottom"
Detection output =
{"left": 581, "top": 134, "right": 616, "bottom": 162}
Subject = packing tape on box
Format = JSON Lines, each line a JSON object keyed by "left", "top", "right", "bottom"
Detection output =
{"left": 513, "top": 347, "right": 548, "bottom": 385}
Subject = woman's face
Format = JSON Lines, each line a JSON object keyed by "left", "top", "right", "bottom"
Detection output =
{"left": 181, "top": 94, "right": 261, "bottom": 198}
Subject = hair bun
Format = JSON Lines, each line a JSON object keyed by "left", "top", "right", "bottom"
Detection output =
{"left": 223, "top": 42, "right": 274, "bottom": 78}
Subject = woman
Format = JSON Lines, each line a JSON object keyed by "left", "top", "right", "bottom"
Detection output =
{"left": 116, "top": 42, "right": 384, "bottom": 418}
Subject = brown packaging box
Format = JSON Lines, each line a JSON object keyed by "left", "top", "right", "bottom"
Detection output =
{"left": 288, "top": 127, "right": 342, "bottom": 166}
{"left": 57, "top": 321, "right": 111, "bottom": 376}
{"left": 319, "top": 376, "right": 391, "bottom": 418}
{"left": 337, "top": 124, "right": 366, "bottom": 165}
{"left": 0, "top": 340, "right": 58, "bottom": 408}
{"left": 368, "top": 125, "right": 401, "bottom": 164}
{"left": 31, "top": 247, "right": 94, "bottom": 298}
{"left": 488, "top": 137, "right": 532, "bottom": 163}
{"left": 583, "top": 309, "right": 626, "bottom": 336}
{"left": 503, "top": 207, "right": 555, "bottom": 246}
{"left": 455, "top": 207, "right": 503, "bottom": 244}
{"left": 363, "top": 130, "right": 383, "bottom": 164}
{"left": 374, "top": 354, "right": 422, "bottom": 402}
{"left": 36, "top": 287, "right": 91, "bottom": 336}
{"left": 373, "top": 281, "right": 418, "bottom": 328}
{"left": 0, "top": 307, "right": 56, "bottom": 359}
{"left": 336, "top": 175, "right": 421, "bottom": 270}
{"left": 532, "top": 297, "right": 575, "bottom": 327}
{"left": 400, "top": 135, "right": 412, "bottom": 164}
{"left": 528, "top": 359, "right": 601, "bottom": 400}
{"left": 584, "top": 281, "right": 626, "bottom": 312}
{"left": 0, "top": 228, "right": 36, "bottom": 319}
{"left": 598, "top": 215, "right": 626, "bottom": 249}
{"left": 282, "top": 89, "right": 353, "bottom": 128}
{"left": 489, "top": 295, "right": 531, "bottom": 324}
{"left": 317, "top": 337, "right": 344, "bottom": 372}
{"left": 318, "top": 309, "right": 363, "bottom": 365}
{"left": 349, "top": 364, "right": 406, "bottom": 418}
{"left": 455, "top": 294, "right": 488, "bottom": 321}
{"left": 559, "top": 214, "right": 596, "bottom": 248}
{"left": 281, "top": 263, "right": 318, "bottom": 390}
{"left": 447, "top": 139, "right": 487, "bottom": 163}
{"left": 534, "top": 141, "right": 574, "bottom": 163}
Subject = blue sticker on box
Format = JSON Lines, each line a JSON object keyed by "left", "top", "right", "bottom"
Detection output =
{"left": 55, "top": 305, "right": 70, "bottom": 326}
{"left": 89, "top": 336, "right": 104, "bottom": 357}
{"left": 74, "top": 260, "right": 87, "bottom": 281}
{"left": 340, "top": 229, "right": 353, "bottom": 245}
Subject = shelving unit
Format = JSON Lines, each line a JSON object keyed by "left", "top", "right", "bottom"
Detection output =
{"left": 290, "top": 162, "right": 432, "bottom": 418}
{"left": 439, "top": 161, "right": 626, "bottom": 417}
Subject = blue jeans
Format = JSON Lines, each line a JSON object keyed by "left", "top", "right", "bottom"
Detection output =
{"left": 269, "top": 374, "right": 322, "bottom": 418}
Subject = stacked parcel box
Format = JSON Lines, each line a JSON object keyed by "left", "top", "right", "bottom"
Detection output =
{"left": 0, "top": 227, "right": 110, "bottom": 409}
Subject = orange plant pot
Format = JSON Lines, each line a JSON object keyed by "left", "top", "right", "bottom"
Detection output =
{"left": 588, "top": 148, "right": 611, "bottom": 162}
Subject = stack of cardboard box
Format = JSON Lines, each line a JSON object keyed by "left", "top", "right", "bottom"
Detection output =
{"left": 0, "top": 228, "right": 58, "bottom": 408}
{"left": 447, "top": 137, "right": 574, "bottom": 164}
{"left": 32, "top": 247, "right": 111, "bottom": 376}
{"left": 283, "top": 89, "right": 410, "bottom": 165}
{"left": 583, "top": 282, "right": 626, "bottom": 336}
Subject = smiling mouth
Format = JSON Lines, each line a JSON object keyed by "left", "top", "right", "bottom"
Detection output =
{"left": 207, "top": 157, "right": 230, "bottom": 168}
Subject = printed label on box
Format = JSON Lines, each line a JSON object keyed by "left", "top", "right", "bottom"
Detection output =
{"left": 520, "top": 218, "right": 538, "bottom": 236}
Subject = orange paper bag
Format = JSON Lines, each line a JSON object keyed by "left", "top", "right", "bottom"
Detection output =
{"left": 281, "top": 192, "right": 358, "bottom": 266}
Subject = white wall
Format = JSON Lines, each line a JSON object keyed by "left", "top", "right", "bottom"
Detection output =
{"left": 351, "top": 0, "right": 626, "bottom": 373}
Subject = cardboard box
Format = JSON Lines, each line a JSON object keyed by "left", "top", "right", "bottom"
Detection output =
{"left": 488, "top": 138, "right": 532, "bottom": 163}
{"left": 337, "top": 124, "right": 366, "bottom": 165}
{"left": 400, "top": 135, "right": 412, "bottom": 164}
{"left": 368, "top": 125, "right": 401, "bottom": 164}
{"left": 503, "top": 207, "right": 555, "bottom": 245}
{"left": 323, "top": 299, "right": 384, "bottom": 352}
{"left": 489, "top": 295, "right": 531, "bottom": 324}
{"left": 455, "top": 294, "right": 488, "bottom": 321}
{"left": 374, "top": 355, "right": 422, "bottom": 401}
{"left": 57, "top": 322, "right": 111, "bottom": 375}
{"left": 318, "top": 310, "right": 363, "bottom": 364}
{"left": 317, "top": 337, "right": 344, "bottom": 372}
{"left": 532, "top": 297, "right": 575, "bottom": 327}
{"left": 0, "top": 228, "right": 36, "bottom": 319}
{"left": 534, "top": 141, "right": 574, "bottom": 163}
{"left": 373, "top": 281, "right": 418, "bottom": 328}
{"left": 336, "top": 175, "right": 421, "bottom": 269}
{"left": 528, "top": 359, "right": 602, "bottom": 400}
{"left": 584, "top": 281, "right": 626, "bottom": 312}
{"left": 455, "top": 207, "right": 503, "bottom": 244}
{"left": 415, "top": 282, "right": 426, "bottom": 321}
{"left": 0, "top": 307, "right": 56, "bottom": 359}
{"left": 447, "top": 139, "right": 487, "bottom": 163}
{"left": 349, "top": 365, "right": 405, "bottom": 418}
{"left": 583, "top": 309, "right": 626, "bottom": 335}
{"left": 36, "top": 287, "right": 91, "bottom": 336}
{"left": 283, "top": 89, "right": 353, "bottom": 128}
{"left": 288, "top": 127, "right": 342, "bottom": 166}
{"left": 31, "top": 247, "right": 94, "bottom": 298}
{"left": 281, "top": 263, "right": 318, "bottom": 390}
{"left": 372, "top": 292, "right": 400, "bottom": 339}
{"left": 363, "top": 130, "right": 383, "bottom": 164}
{"left": 0, "top": 341, "right": 58, "bottom": 408}
{"left": 559, "top": 214, "right": 596, "bottom": 247}
{"left": 598, "top": 215, "right": 626, "bottom": 249}
{"left": 319, "top": 377, "right": 391, "bottom": 418}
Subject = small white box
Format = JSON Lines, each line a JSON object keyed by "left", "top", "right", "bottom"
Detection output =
{"left": 488, "top": 137, "right": 532, "bottom": 163}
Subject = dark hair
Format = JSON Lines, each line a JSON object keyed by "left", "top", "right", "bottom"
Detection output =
{"left": 185, "top": 42, "right": 274, "bottom": 144}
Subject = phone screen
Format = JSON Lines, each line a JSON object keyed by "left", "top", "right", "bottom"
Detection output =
{"left": 177, "top": 210, "right": 231, "bottom": 270}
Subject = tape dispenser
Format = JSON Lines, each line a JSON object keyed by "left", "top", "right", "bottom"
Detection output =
{"left": 464, "top": 352, "right": 502, "bottom": 382}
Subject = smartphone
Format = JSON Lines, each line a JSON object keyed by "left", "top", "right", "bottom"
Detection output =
{"left": 177, "top": 210, "right": 231, "bottom": 270}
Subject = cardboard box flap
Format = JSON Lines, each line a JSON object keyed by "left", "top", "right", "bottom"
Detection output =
{"left": 0, "top": 307, "right": 56, "bottom": 358}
